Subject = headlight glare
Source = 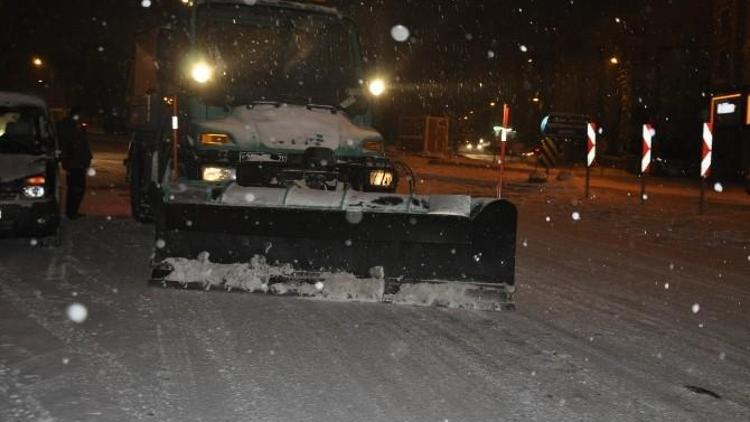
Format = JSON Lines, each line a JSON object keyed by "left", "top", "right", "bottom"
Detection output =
{"left": 191, "top": 62, "right": 213, "bottom": 84}
{"left": 202, "top": 166, "right": 236, "bottom": 182}
{"left": 368, "top": 78, "right": 386, "bottom": 97}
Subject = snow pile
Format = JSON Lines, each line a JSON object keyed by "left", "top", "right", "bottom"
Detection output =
{"left": 427, "top": 195, "right": 471, "bottom": 216}
{"left": 164, "top": 253, "right": 294, "bottom": 292}
{"left": 388, "top": 282, "right": 507, "bottom": 311}
{"left": 161, "top": 254, "right": 506, "bottom": 310}
{"left": 196, "top": 103, "right": 380, "bottom": 152}
{"left": 163, "top": 253, "right": 384, "bottom": 301}
{"left": 309, "top": 273, "right": 384, "bottom": 302}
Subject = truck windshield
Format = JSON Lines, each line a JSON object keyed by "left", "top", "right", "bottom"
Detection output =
{"left": 0, "top": 107, "right": 47, "bottom": 155}
{"left": 196, "top": 5, "right": 360, "bottom": 107}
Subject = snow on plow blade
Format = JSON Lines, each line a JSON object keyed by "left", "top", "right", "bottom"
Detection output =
{"left": 151, "top": 186, "right": 517, "bottom": 311}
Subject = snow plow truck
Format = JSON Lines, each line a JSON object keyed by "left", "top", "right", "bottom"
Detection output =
{"left": 126, "top": 0, "right": 517, "bottom": 310}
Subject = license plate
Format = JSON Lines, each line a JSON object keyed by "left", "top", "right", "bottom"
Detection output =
{"left": 239, "top": 152, "right": 287, "bottom": 163}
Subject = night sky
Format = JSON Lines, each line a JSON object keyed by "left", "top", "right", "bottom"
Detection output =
{"left": 0, "top": 0, "right": 712, "bottom": 156}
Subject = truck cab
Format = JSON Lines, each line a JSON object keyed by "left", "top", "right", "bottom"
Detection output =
{"left": 127, "top": 0, "right": 395, "bottom": 221}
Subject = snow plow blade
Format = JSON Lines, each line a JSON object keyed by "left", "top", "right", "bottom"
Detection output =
{"left": 151, "top": 187, "right": 517, "bottom": 311}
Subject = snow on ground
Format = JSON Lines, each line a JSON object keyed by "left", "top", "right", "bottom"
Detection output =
{"left": 0, "top": 137, "right": 749, "bottom": 421}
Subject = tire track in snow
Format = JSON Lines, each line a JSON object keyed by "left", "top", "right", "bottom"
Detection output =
{"left": 520, "top": 236, "right": 750, "bottom": 370}
{"left": 157, "top": 290, "right": 277, "bottom": 421}
{"left": 0, "top": 264, "right": 178, "bottom": 422}
{"left": 514, "top": 248, "right": 750, "bottom": 418}
{"left": 0, "top": 360, "right": 56, "bottom": 422}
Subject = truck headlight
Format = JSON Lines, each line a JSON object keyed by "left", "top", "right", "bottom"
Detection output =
{"left": 190, "top": 62, "right": 213, "bottom": 84}
{"left": 368, "top": 169, "right": 394, "bottom": 187}
{"left": 368, "top": 78, "right": 386, "bottom": 97}
{"left": 202, "top": 166, "right": 236, "bottom": 182}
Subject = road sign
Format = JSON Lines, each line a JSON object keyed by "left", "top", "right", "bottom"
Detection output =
{"left": 539, "top": 137, "right": 561, "bottom": 170}
{"left": 586, "top": 122, "right": 596, "bottom": 167}
{"left": 642, "top": 124, "right": 655, "bottom": 174}
{"left": 701, "top": 122, "right": 713, "bottom": 179}
{"left": 540, "top": 113, "right": 589, "bottom": 139}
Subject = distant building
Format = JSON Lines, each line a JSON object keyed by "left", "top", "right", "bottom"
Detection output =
{"left": 711, "top": 0, "right": 750, "bottom": 89}
{"left": 710, "top": 1, "right": 750, "bottom": 188}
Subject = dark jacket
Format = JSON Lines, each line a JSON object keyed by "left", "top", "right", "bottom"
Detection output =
{"left": 57, "top": 117, "right": 92, "bottom": 171}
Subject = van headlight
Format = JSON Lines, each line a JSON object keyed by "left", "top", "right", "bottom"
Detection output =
{"left": 202, "top": 166, "right": 236, "bottom": 182}
{"left": 22, "top": 175, "right": 46, "bottom": 198}
{"left": 23, "top": 186, "right": 46, "bottom": 198}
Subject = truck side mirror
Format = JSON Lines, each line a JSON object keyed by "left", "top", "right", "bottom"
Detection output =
{"left": 339, "top": 88, "right": 370, "bottom": 116}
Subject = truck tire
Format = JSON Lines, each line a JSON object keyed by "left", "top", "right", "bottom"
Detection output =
{"left": 129, "top": 144, "right": 154, "bottom": 223}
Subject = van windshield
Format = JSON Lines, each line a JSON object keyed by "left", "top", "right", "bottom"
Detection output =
{"left": 0, "top": 107, "right": 49, "bottom": 155}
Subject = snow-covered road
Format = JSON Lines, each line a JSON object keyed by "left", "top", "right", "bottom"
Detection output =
{"left": 1, "top": 137, "right": 748, "bottom": 421}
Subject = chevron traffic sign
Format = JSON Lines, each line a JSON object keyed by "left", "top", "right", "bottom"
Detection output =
{"left": 586, "top": 122, "right": 596, "bottom": 167}
{"left": 701, "top": 122, "right": 713, "bottom": 179}
{"left": 642, "top": 124, "right": 655, "bottom": 174}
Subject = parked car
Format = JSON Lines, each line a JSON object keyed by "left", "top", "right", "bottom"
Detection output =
{"left": 0, "top": 92, "right": 61, "bottom": 245}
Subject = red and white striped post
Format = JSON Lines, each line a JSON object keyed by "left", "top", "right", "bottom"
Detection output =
{"left": 585, "top": 122, "right": 596, "bottom": 198}
{"left": 641, "top": 123, "right": 655, "bottom": 204}
{"left": 497, "top": 103, "right": 510, "bottom": 198}
{"left": 699, "top": 122, "right": 713, "bottom": 213}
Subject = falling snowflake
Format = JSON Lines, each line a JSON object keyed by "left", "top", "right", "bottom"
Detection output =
{"left": 487, "top": 50, "right": 495, "bottom": 59}
{"left": 345, "top": 239, "right": 352, "bottom": 246}
{"left": 519, "top": 44, "right": 528, "bottom": 52}
{"left": 66, "top": 303, "right": 88, "bottom": 323}
{"left": 713, "top": 182, "right": 723, "bottom": 193}
{"left": 141, "top": 0, "right": 151, "bottom": 7}
{"left": 571, "top": 211, "right": 581, "bottom": 221}
{"left": 664, "top": 283, "right": 670, "bottom": 290}
{"left": 155, "top": 239, "right": 166, "bottom": 249}
{"left": 390, "top": 25, "right": 410, "bottom": 42}
{"left": 545, "top": 216, "right": 551, "bottom": 222}
{"left": 30, "top": 238, "right": 38, "bottom": 246}
{"left": 345, "top": 210, "right": 364, "bottom": 224}
{"left": 692, "top": 303, "right": 700, "bottom": 314}
{"left": 87, "top": 168, "right": 96, "bottom": 177}
{"left": 314, "top": 282, "right": 324, "bottom": 291}
{"left": 522, "top": 239, "right": 528, "bottom": 247}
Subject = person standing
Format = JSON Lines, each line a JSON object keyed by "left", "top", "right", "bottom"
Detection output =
{"left": 58, "top": 107, "right": 92, "bottom": 219}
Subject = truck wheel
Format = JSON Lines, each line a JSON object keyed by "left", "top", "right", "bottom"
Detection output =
{"left": 129, "top": 146, "right": 154, "bottom": 223}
